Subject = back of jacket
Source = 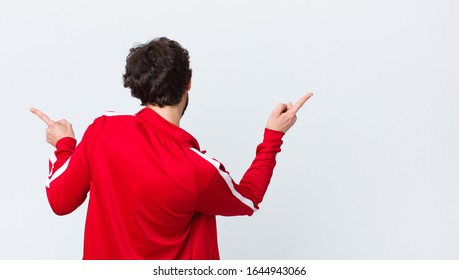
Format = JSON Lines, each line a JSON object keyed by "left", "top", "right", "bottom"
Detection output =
{"left": 46, "top": 107, "right": 284, "bottom": 259}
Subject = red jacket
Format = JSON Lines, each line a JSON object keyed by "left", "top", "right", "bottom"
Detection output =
{"left": 46, "top": 107, "right": 284, "bottom": 259}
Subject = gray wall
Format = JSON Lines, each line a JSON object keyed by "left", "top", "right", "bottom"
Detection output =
{"left": 1, "top": 0, "right": 458, "bottom": 259}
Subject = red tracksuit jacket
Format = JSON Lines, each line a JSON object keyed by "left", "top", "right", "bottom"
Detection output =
{"left": 46, "top": 107, "right": 284, "bottom": 259}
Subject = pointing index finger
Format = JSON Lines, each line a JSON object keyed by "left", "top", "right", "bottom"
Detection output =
{"left": 291, "top": 92, "right": 313, "bottom": 114}
{"left": 30, "top": 107, "right": 55, "bottom": 126}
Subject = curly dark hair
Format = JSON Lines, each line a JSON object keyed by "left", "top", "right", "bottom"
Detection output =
{"left": 123, "top": 37, "right": 192, "bottom": 106}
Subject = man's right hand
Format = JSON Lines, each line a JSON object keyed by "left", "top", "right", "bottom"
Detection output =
{"left": 30, "top": 107, "right": 75, "bottom": 147}
{"left": 267, "top": 93, "right": 313, "bottom": 133}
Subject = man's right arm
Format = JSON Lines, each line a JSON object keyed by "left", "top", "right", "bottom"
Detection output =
{"left": 193, "top": 93, "right": 313, "bottom": 216}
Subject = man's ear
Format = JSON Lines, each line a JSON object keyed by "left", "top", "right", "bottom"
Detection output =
{"left": 186, "top": 80, "right": 192, "bottom": 91}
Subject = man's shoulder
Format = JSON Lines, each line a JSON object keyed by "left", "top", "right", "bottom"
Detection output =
{"left": 88, "top": 111, "right": 136, "bottom": 134}
{"left": 98, "top": 111, "right": 134, "bottom": 118}
{"left": 80, "top": 111, "right": 137, "bottom": 147}
{"left": 93, "top": 111, "right": 135, "bottom": 124}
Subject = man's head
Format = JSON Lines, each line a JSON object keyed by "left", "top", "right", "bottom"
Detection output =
{"left": 123, "top": 37, "right": 192, "bottom": 107}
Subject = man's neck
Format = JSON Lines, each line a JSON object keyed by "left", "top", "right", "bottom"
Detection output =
{"left": 145, "top": 104, "right": 182, "bottom": 126}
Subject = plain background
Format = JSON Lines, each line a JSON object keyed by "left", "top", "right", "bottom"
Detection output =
{"left": 1, "top": 0, "right": 458, "bottom": 259}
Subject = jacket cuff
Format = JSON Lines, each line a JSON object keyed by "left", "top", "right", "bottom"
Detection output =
{"left": 56, "top": 137, "right": 77, "bottom": 151}
{"left": 263, "top": 128, "right": 284, "bottom": 150}
{"left": 264, "top": 128, "right": 285, "bottom": 140}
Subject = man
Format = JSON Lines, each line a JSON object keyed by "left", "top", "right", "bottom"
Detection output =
{"left": 31, "top": 37, "right": 313, "bottom": 259}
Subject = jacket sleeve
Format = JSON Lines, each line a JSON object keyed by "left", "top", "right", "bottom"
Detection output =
{"left": 193, "top": 128, "right": 284, "bottom": 216}
{"left": 46, "top": 125, "right": 93, "bottom": 215}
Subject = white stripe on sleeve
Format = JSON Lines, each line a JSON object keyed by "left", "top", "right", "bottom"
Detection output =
{"left": 190, "top": 148, "right": 256, "bottom": 211}
{"left": 46, "top": 156, "right": 71, "bottom": 188}
{"left": 49, "top": 152, "right": 57, "bottom": 177}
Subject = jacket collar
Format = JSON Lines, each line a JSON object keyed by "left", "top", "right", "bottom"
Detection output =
{"left": 136, "top": 107, "right": 200, "bottom": 150}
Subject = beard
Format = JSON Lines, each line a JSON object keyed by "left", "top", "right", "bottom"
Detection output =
{"left": 181, "top": 94, "right": 189, "bottom": 117}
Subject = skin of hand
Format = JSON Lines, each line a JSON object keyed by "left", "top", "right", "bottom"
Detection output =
{"left": 30, "top": 107, "right": 75, "bottom": 147}
{"left": 267, "top": 92, "right": 313, "bottom": 133}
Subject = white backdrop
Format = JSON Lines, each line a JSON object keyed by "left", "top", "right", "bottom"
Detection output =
{"left": 1, "top": 0, "right": 458, "bottom": 259}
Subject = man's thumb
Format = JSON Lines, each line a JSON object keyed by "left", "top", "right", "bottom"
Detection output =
{"left": 272, "top": 103, "right": 288, "bottom": 116}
